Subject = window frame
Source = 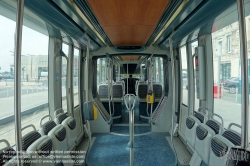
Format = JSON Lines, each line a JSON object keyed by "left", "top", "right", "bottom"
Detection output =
{"left": 61, "top": 43, "right": 69, "bottom": 111}
{"left": 180, "top": 45, "right": 189, "bottom": 107}
{"left": 73, "top": 47, "right": 80, "bottom": 108}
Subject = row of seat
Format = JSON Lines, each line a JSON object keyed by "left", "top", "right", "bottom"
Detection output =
{"left": 98, "top": 81, "right": 124, "bottom": 100}
{"left": 97, "top": 80, "right": 163, "bottom": 101}
{"left": 97, "top": 80, "right": 163, "bottom": 123}
{"left": 136, "top": 81, "right": 163, "bottom": 122}
{"left": 97, "top": 82, "right": 124, "bottom": 122}
{"left": 0, "top": 108, "right": 78, "bottom": 166}
{"left": 136, "top": 81, "right": 163, "bottom": 101}
{"left": 185, "top": 109, "right": 241, "bottom": 166}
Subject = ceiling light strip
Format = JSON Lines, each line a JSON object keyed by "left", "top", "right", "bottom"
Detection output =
{"left": 152, "top": 0, "right": 188, "bottom": 45}
{"left": 68, "top": 0, "right": 112, "bottom": 46}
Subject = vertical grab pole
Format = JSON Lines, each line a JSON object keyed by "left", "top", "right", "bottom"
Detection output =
{"left": 85, "top": 33, "right": 90, "bottom": 102}
{"left": 107, "top": 59, "right": 112, "bottom": 118}
{"left": 124, "top": 94, "right": 136, "bottom": 166}
{"left": 129, "top": 95, "right": 134, "bottom": 166}
{"left": 127, "top": 63, "right": 128, "bottom": 94}
{"left": 236, "top": 0, "right": 249, "bottom": 149}
{"left": 14, "top": 0, "right": 24, "bottom": 165}
{"left": 169, "top": 32, "right": 178, "bottom": 166}
{"left": 111, "top": 61, "right": 115, "bottom": 116}
{"left": 150, "top": 60, "right": 153, "bottom": 120}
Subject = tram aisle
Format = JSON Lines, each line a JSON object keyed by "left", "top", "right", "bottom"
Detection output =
{"left": 86, "top": 101, "right": 176, "bottom": 166}
{"left": 86, "top": 133, "right": 176, "bottom": 166}
{"left": 111, "top": 103, "right": 151, "bottom": 134}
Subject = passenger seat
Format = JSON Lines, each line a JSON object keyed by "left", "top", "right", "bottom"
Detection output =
{"left": 0, "top": 139, "right": 18, "bottom": 166}
{"left": 195, "top": 113, "right": 223, "bottom": 164}
{"left": 209, "top": 123, "right": 241, "bottom": 166}
{"left": 136, "top": 82, "right": 148, "bottom": 121}
{"left": 54, "top": 108, "right": 77, "bottom": 151}
{"left": 185, "top": 109, "right": 207, "bottom": 151}
{"left": 40, "top": 115, "right": 73, "bottom": 165}
{"left": 98, "top": 83, "right": 109, "bottom": 100}
{"left": 22, "top": 125, "right": 54, "bottom": 166}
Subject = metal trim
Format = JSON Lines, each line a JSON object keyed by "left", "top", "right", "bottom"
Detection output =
{"left": 72, "top": 0, "right": 113, "bottom": 47}
{"left": 14, "top": 0, "right": 24, "bottom": 164}
{"left": 236, "top": 0, "right": 249, "bottom": 149}
{"left": 146, "top": 0, "right": 184, "bottom": 46}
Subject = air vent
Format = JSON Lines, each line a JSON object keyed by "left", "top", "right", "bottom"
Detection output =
{"left": 114, "top": 46, "right": 145, "bottom": 52}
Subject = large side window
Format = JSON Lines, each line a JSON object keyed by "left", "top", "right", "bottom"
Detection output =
{"left": 96, "top": 58, "right": 107, "bottom": 96}
{"left": 212, "top": 19, "right": 242, "bottom": 134}
{"left": 73, "top": 48, "right": 79, "bottom": 107}
{"left": 0, "top": 15, "right": 49, "bottom": 147}
{"left": 153, "top": 57, "right": 164, "bottom": 84}
{"left": 0, "top": 15, "right": 16, "bottom": 148}
{"left": 181, "top": 46, "right": 188, "bottom": 106}
{"left": 21, "top": 24, "right": 49, "bottom": 133}
{"left": 62, "top": 43, "right": 68, "bottom": 111}
{"left": 97, "top": 58, "right": 107, "bottom": 84}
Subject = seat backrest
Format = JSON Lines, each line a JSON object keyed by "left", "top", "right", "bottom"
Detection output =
{"left": 98, "top": 84, "right": 109, "bottom": 98}
{"left": 54, "top": 111, "right": 77, "bottom": 150}
{"left": 26, "top": 136, "right": 54, "bottom": 166}
{"left": 39, "top": 116, "right": 68, "bottom": 162}
{"left": 112, "top": 83, "right": 123, "bottom": 98}
{"left": 0, "top": 139, "right": 17, "bottom": 166}
{"left": 153, "top": 83, "right": 163, "bottom": 99}
{"left": 136, "top": 82, "right": 148, "bottom": 100}
{"left": 209, "top": 124, "right": 241, "bottom": 166}
{"left": 22, "top": 131, "right": 42, "bottom": 152}
{"left": 185, "top": 110, "right": 207, "bottom": 150}
{"left": 21, "top": 125, "right": 54, "bottom": 166}
{"left": 40, "top": 119, "right": 57, "bottom": 136}
{"left": 195, "top": 115, "right": 223, "bottom": 164}
{"left": 222, "top": 129, "right": 241, "bottom": 146}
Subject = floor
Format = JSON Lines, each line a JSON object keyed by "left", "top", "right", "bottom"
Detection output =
{"left": 111, "top": 126, "right": 151, "bottom": 135}
{"left": 118, "top": 103, "right": 144, "bottom": 124}
{"left": 86, "top": 132, "right": 176, "bottom": 166}
{"left": 86, "top": 104, "right": 176, "bottom": 166}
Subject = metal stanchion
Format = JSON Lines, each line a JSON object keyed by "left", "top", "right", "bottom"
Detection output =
{"left": 236, "top": 0, "right": 249, "bottom": 149}
{"left": 124, "top": 94, "right": 136, "bottom": 166}
{"left": 14, "top": 0, "right": 25, "bottom": 164}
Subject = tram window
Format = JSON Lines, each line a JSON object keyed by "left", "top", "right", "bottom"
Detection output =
{"left": 62, "top": 43, "right": 68, "bottom": 111}
{"left": 212, "top": 17, "right": 243, "bottom": 134}
{"left": 0, "top": 15, "right": 16, "bottom": 148}
{"left": 97, "top": 58, "right": 100, "bottom": 85}
{"left": 191, "top": 41, "right": 199, "bottom": 110}
{"left": 153, "top": 57, "right": 164, "bottom": 84}
{"left": 97, "top": 58, "right": 107, "bottom": 86}
{"left": 181, "top": 46, "right": 188, "bottom": 106}
{"left": 0, "top": 15, "right": 49, "bottom": 148}
{"left": 73, "top": 48, "right": 79, "bottom": 107}
{"left": 21, "top": 25, "right": 49, "bottom": 133}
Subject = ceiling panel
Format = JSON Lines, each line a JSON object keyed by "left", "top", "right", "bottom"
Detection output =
{"left": 88, "top": 0, "right": 170, "bottom": 46}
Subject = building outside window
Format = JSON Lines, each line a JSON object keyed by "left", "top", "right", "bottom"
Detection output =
{"left": 227, "top": 35, "right": 232, "bottom": 53}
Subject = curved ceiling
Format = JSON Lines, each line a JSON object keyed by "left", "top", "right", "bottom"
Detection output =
{"left": 87, "top": 0, "right": 170, "bottom": 46}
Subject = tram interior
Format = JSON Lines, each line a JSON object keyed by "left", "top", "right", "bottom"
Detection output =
{"left": 0, "top": 0, "right": 250, "bottom": 166}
